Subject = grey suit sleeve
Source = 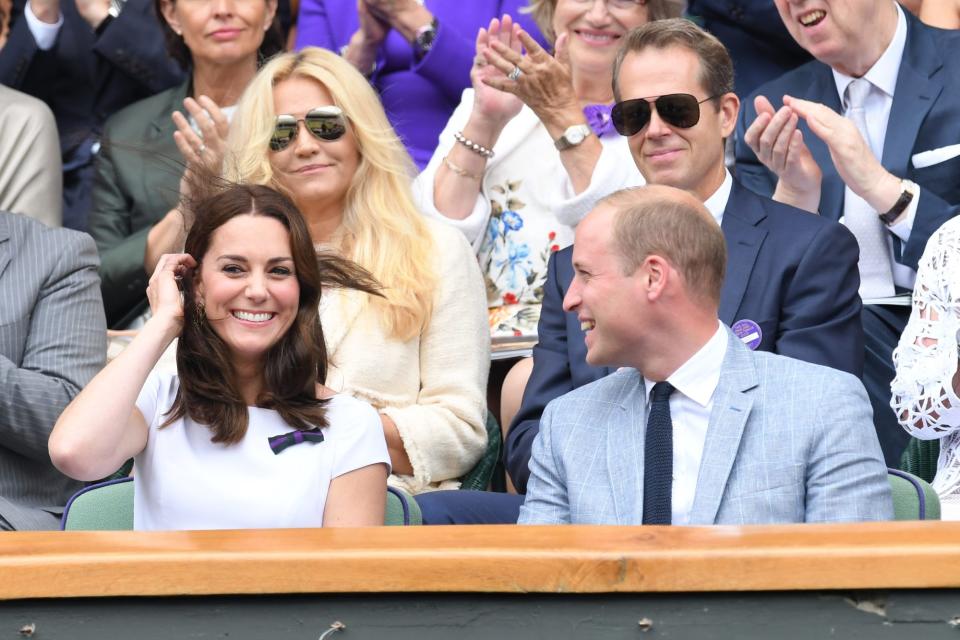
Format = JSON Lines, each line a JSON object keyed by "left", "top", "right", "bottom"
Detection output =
{"left": 518, "top": 400, "right": 571, "bottom": 525}
{"left": 805, "top": 373, "right": 894, "bottom": 522}
{"left": 0, "top": 232, "right": 107, "bottom": 461}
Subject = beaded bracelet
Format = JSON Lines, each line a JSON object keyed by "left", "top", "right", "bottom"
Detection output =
{"left": 453, "top": 131, "right": 495, "bottom": 159}
{"left": 443, "top": 156, "right": 483, "bottom": 181}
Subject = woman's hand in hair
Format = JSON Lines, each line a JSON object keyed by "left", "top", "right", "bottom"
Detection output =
{"left": 147, "top": 253, "right": 198, "bottom": 332}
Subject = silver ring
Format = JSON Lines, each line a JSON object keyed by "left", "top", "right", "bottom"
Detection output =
{"left": 507, "top": 66, "right": 522, "bottom": 81}
{"left": 197, "top": 143, "right": 206, "bottom": 154}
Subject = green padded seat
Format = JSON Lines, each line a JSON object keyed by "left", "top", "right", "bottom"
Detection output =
{"left": 887, "top": 469, "right": 940, "bottom": 520}
{"left": 61, "top": 477, "right": 421, "bottom": 529}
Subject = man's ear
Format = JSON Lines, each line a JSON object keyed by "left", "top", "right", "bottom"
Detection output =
{"left": 643, "top": 255, "right": 669, "bottom": 300}
{"left": 719, "top": 91, "right": 740, "bottom": 138}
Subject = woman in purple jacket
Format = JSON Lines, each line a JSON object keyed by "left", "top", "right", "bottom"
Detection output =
{"left": 294, "top": 0, "right": 545, "bottom": 168}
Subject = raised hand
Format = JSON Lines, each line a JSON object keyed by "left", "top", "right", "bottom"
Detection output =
{"left": 743, "top": 95, "right": 822, "bottom": 213}
{"left": 172, "top": 95, "right": 229, "bottom": 175}
{"left": 784, "top": 95, "right": 901, "bottom": 214}
{"left": 75, "top": 0, "right": 110, "bottom": 29}
{"left": 471, "top": 15, "right": 524, "bottom": 128}
{"left": 146, "top": 253, "right": 197, "bottom": 330}
{"left": 482, "top": 28, "right": 579, "bottom": 130}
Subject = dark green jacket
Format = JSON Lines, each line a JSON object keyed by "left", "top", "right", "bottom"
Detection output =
{"left": 89, "top": 81, "right": 188, "bottom": 327}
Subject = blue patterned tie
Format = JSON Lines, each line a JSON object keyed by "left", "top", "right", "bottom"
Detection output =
{"left": 643, "top": 381, "right": 675, "bottom": 525}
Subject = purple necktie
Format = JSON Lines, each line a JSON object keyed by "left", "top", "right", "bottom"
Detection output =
{"left": 268, "top": 427, "right": 325, "bottom": 455}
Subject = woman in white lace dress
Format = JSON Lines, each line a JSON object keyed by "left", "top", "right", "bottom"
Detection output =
{"left": 891, "top": 216, "right": 960, "bottom": 519}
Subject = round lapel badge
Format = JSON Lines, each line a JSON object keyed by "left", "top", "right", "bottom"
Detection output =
{"left": 731, "top": 319, "right": 762, "bottom": 351}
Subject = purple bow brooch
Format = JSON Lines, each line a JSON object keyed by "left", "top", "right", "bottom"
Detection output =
{"left": 268, "top": 427, "right": 325, "bottom": 455}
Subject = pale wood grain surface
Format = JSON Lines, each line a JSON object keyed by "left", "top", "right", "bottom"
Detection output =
{"left": 2, "top": 522, "right": 959, "bottom": 600}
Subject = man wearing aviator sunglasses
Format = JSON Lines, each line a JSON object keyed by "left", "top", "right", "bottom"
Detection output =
{"left": 505, "top": 19, "right": 865, "bottom": 494}
{"left": 270, "top": 106, "right": 348, "bottom": 151}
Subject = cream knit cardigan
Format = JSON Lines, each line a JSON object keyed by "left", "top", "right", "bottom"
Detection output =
{"left": 321, "top": 218, "right": 491, "bottom": 494}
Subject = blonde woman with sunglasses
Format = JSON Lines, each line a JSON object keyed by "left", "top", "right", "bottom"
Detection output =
{"left": 224, "top": 48, "right": 490, "bottom": 496}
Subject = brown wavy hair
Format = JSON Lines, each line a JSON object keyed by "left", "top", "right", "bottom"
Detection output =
{"left": 163, "top": 183, "right": 381, "bottom": 444}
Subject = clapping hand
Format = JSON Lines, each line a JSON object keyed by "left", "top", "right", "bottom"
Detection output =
{"left": 471, "top": 16, "right": 525, "bottom": 128}
{"left": 75, "top": 0, "right": 110, "bottom": 29}
{"left": 172, "top": 95, "right": 229, "bottom": 173}
{"left": 743, "top": 95, "right": 822, "bottom": 213}
{"left": 783, "top": 95, "right": 901, "bottom": 213}
{"left": 481, "top": 28, "right": 578, "bottom": 128}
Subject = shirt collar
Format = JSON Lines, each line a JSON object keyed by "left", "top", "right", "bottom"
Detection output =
{"left": 644, "top": 321, "right": 728, "bottom": 408}
{"left": 702, "top": 170, "right": 732, "bottom": 225}
{"left": 832, "top": 2, "right": 907, "bottom": 102}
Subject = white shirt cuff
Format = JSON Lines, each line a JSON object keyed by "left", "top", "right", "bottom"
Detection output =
{"left": 25, "top": 1, "right": 64, "bottom": 51}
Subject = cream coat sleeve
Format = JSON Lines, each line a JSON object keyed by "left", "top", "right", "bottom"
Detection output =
{"left": 381, "top": 221, "right": 491, "bottom": 492}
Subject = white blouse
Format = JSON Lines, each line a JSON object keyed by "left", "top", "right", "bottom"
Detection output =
{"left": 133, "top": 368, "right": 390, "bottom": 530}
{"left": 891, "top": 216, "right": 960, "bottom": 517}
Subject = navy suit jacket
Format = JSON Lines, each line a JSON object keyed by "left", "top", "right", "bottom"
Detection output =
{"left": 505, "top": 179, "right": 864, "bottom": 493}
{"left": 0, "top": 0, "right": 184, "bottom": 157}
{"left": 735, "top": 11, "right": 960, "bottom": 271}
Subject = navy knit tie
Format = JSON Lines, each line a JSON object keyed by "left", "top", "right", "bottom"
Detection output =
{"left": 643, "top": 381, "right": 675, "bottom": 525}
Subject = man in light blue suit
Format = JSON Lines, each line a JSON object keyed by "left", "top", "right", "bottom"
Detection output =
{"left": 519, "top": 186, "right": 892, "bottom": 526}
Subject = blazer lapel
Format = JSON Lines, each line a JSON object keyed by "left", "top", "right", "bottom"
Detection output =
{"left": 802, "top": 68, "right": 846, "bottom": 221}
{"left": 606, "top": 373, "right": 646, "bottom": 523}
{"left": 0, "top": 216, "right": 11, "bottom": 281}
{"left": 689, "top": 333, "right": 757, "bottom": 524}
{"left": 882, "top": 15, "right": 943, "bottom": 176}
{"left": 718, "top": 183, "right": 767, "bottom": 325}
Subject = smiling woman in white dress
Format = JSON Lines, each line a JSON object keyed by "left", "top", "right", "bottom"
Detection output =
{"left": 49, "top": 184, "right": 390, "bottom": 530}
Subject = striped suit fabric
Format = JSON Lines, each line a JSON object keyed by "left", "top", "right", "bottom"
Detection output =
{"left": 0, "top": 213, "right": 106, "bottom": 530}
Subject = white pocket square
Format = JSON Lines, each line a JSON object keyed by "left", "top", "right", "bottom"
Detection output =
{"left": 912, "top": 144, "right": 960, "bottom": 169}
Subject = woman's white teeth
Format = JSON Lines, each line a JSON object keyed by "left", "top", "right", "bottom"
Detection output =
{"left": 800, "top": 10, "right": 825, "bottom": 26}
{"left": 581, "top": 320, "right": 596, "bottom": 331}
{"left": 233, "top": 311, "right": 273, "bottom": 322}
{"left": 579, "top": 32, "right": 614, "bottom": 43}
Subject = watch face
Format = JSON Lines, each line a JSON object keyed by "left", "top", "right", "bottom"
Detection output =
{"left": 567, "top": 129, "right": 585, "bottom": 144}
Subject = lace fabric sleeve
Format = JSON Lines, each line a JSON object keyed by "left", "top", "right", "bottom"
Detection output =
{"left": 891, "top": 220, "right": 960, "bottom": 438}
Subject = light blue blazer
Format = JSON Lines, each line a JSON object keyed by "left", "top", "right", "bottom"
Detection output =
{"left": 519, "top": 328, "right": 893, "bottom": 525}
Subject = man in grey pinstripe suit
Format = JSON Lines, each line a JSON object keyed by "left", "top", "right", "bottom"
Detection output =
{"left": 0, "top": 212, "right": 106, "bottom": 530}
{"left": 519, "top": 186, "right": 892, "bottom": 525}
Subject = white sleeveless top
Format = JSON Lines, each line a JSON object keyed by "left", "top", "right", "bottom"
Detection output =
{"left": 133, "top": 368, "right": 390, "bottom": 531}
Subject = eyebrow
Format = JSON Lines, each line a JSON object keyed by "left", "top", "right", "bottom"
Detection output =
{"left": 216, "top": 255, "right": 294, "bottom": 264}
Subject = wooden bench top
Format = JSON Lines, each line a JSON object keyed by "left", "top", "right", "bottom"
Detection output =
{"left": 3, "top": 521, "right": 959, "bottom": 600}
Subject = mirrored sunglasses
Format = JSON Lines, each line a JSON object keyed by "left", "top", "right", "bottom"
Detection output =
{"left": 270, "top": 106, "right": 347, "bottom": 151}
{"left": 611, "top": 94, "right": 717, "bottom": 136}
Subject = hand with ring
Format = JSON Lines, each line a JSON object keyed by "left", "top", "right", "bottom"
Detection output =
{"left": 172, "top": 95, "right": 229, "bottom": 173}
{"left": 470, "top": 15, "right": 524, "bottom": 129}
{"left": 481, "top": 28, "right": 578, "bottom": 129}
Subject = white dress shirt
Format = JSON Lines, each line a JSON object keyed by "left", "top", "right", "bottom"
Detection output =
{"left": 24, "top": 1, "right": 63, "bottom": 51}
{"left": 703, "top": 169, "right": 733, "bottom": 226}
{"left": 643, "top": 322, "right": 728, "bottom": 525}
{"left": 832, "top": 2, "right": 918, "bottom": 290}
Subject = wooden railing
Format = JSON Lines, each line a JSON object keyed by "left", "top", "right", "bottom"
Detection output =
{"left": 3, "top": 521, "right": 960, "bottom": 600}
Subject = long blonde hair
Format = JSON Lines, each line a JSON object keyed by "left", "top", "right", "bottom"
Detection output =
{"left": 226, "top": 48, "right": 436, "bottom": 341}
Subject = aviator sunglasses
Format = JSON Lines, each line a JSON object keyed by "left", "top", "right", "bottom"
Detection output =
{"left": 270, "top": 106, "right": 347, "bottom": 151}
{"left": 611, "top": 93, "right": 718, "bottom": 136}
